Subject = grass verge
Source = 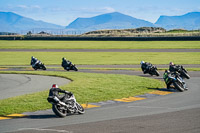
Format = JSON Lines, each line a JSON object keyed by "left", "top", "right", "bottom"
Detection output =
{"left": 0, "top": 52, "right": 199, "bottom": 65}
{"left": 0, "top": 40, "right": 200, "bottom": 49}
{"left": 0, "top": 71, "right": 165, "bottom": 116}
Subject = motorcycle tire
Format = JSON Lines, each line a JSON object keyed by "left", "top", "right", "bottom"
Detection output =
{"left": 76, "top": 103, "right": 85, "bottom": 114}
{"left": 73, "top": 66, "right": 78, "bottom": 71}
{"left": 52, "top": 104, "right": 67, "bottom": 117}
{"left": 173, "top": 82, "right": 184, "bottom": 92}
{"left": 155, "top": 70, "right": 160, "bottom": 76}
{"left": 181, "top": 71, "right": 190, "bottom": 79}
{"left": 42, "top": 66, "right": 46, "bottom": 70}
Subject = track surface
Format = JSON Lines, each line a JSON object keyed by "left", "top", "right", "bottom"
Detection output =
{"left": 0, "top": 70, "right": 199, "bottom": 133}
{"left": 1, "top": 49, "right": 200, "bottom": 52}
{"left": 0, "top": 74, "right": 70, "bottom": 100}
{"left": 0, "top": 48, "right": 200, "bottom": 133}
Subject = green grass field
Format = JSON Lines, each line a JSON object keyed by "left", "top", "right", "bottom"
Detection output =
{"left": 0, "top": 40, "right": 200, "bottom": 49}
{"left": 0, "top": 52, "right": 199, "bottom": 65}
{"left": 0, "top": 71, "right": 164, "bottom": 116}
{"left": 0, "top": 40, "right": 199, "bottom": 116}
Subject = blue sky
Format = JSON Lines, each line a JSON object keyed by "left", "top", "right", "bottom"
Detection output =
{"left": 0, "top": 0, "right": 199, "bottom": 26}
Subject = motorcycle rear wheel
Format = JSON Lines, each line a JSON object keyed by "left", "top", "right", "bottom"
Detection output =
{"left": 52, "top": 104, "right": 67, "bottom": 117}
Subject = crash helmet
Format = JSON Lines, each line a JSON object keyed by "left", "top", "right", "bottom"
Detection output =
{"left": 169, "top": 62, "right": 174, "bottom": 66}
{"left": 140, "top": 61, "right": 145, "bottom": 65}
{"left": 52, "top": 84, "right": 58, "bottom": 88}
{"left": 165, "top": 70, "right": 170, "bottom": 73}
{"left": 62, "top": 57, "right": 66, "bottom": 61}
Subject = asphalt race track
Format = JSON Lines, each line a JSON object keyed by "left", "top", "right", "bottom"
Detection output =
{"left": 0, "top": 48, "right": 200, "bottom": 133}
{"left": 0, "top": 74, "right": 71, "bottom": 100}
{"left": 0, "top": 70, "right": 199, "bottom": 133}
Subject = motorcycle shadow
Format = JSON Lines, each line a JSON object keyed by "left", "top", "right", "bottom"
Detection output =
{"left": 24, "top": 113, "right": 80, "bottom": 119}
{"left": 25, "top": 114, "right": 58, "bottom": 119}
{"left": 148, "top": 88, "right": 178, "bottom": 92}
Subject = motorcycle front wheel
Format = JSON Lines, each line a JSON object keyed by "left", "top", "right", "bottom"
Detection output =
{"left": 42, "top": 65, "right": 47, "bottom": 70}
{"left": 181, "top": 71, "right": 190, "bottom": 79}
{"left": 173, "top": 82, "right": 184, "bottom": 92}
{"left": 154, "top": 70, "right": 160, "bottom": 76}
{"left": 52, "top": 104, "right": 67, "bottom": 117}
{"left": 73, "top": 66, "right": 78, "bottom": 71}
{"left": 76, "top": 103, "right": 85, "bottom": 114}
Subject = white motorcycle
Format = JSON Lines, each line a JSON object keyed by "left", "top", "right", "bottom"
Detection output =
{"left": 47, "top": 93, "right": 84, "bottom": 117}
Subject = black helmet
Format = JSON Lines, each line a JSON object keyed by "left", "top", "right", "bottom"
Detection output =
{"left": 165, "top": 70, "right": 170, "bottom": 73}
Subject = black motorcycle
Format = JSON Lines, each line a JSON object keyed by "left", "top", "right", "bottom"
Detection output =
{"left": 175, "top": 65, "right": 190, "bottom": 79}
{"left": 47, "top": 93, "right": 85, "bottom": 117}
{"left": 62, "top": 60, "right": 78, "bottom": 71}
{"left": 148, "top": 65, "right": 160, "bottom": 76}
{"left": 141, "top": 63, "right": 160, "bottom": 76}
{"left": 31, "top": 60, "right": 46, "bottom": 70}
{"left": 163, "top": 71, "right": 188, "bottom": 92}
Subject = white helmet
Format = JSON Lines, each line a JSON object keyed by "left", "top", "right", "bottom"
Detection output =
{"left": 140, "top": 61, "right": 145, "bottom": 65}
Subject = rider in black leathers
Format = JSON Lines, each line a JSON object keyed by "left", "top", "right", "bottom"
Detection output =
{"left": 62, "top": 57, "right": 72, "bottom": 69}
{"left": 48, "top": 84, "right": 72, "bottom": 103}
{"left": 31, "top": 56, "right": 40, "bottom": 68}
{"left": 169, "top": 62, "right": 180, "bottom": 72}
{"left": 141, "top": 61, "right": 152, "bottom": 74}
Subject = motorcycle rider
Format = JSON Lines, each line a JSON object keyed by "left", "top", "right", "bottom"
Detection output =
{"left": 140, "top": 61, "right": 152, "bottom": 74}
{"left": 169, "top": 62, "right": 180, "bottom": 72}
{"left": 62, "top": 57, "right": 72, "bottom": 69}
{"left": 31, "top": 56, "right": 41, "bottom": 68}
{"left": 48, "top": 84, "right": 72, "bottom": 104}
{"left": 163, "top": 70, "right": 188, "bottom": 90}
{"left": 163, "top": 70, "right": 172, "bottom": 89}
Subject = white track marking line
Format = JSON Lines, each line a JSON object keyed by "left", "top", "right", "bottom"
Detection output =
{"left": 18, "top": 128, "right": 73, "bottom": 133}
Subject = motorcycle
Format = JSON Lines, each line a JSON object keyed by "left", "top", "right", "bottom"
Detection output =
{"left": 31, "top": 60, "right": 46, "bottom": 70}
{"left": 62, "top": 61, "right": 78, "bottom": 71}
{"left": 141, "top": 64, "right": 160, "bottom": 76}
{"left": 47, "top": 93, "right": 84, "bottom": 117}
{"left": 176, "top": 65, "right": 190, "bottom": 79}
{"left": 148, "top": 65, "right": 160, "bottom": 76}
{"left": 163, "top": 71, "right": 188, "bottom": 92}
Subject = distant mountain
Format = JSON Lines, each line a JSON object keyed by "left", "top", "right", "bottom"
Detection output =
{"left": 0, "top": 12, "right": 64, "bottom": 33}
{"left": 1, "top": 11, "right": 200, "bottom": 34}
{"left": 155, "top": 12, "right": 200, "bottom": 30}
{"left": 66, "top": 12, "right": 155, "bottom": 31}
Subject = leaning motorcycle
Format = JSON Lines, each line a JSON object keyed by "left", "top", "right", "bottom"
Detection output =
{"left": 148, "top": 65, "right": 160, "bottom": 76}
{"left": 31, "top": 61, "right": 46, "bottom": 70}
{"left": 142, "top": 65, "right": 160, "bottom": 76}
{"left": 62, "top": 64, "right": 78, "bottom": 71}
{"left": 163, "top": 71, "right": 187, "bottom": 92}
{"left": 176, "top": 65, "right": 190, "bottom": 79}
{"left": 47, "top": 93, "right": 84, "bottom": 117}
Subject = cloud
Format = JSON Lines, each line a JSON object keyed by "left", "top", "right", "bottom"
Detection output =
{"left": 102, "top": 7, "right": 115, "bottom": 13}
{"left": 16, "top": 5, "right": 41, "bottom": 10}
